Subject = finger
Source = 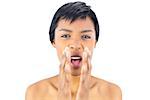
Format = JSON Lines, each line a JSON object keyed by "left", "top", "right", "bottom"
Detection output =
{"left": 64, "top": 46, "right": 70, "bottom": 60}
{"left": 64, "top": 61, "right": 71, "bottom": 74}
{"left": 80, "top": 50, "right": 88, "bottom": 83}
{"left": 59, "top": 46, "right": 70, "bottom": 75}
{"left": 64, "top": 47, "right": 71, "bottom": 73}
{"left": 84, "top": 47, "right": 92, "bottom": 60}
{"left": 59, "top": 52, "right": 66, "bottom": 75}
{"left": 82, "top": 47, "right": 92, "bottom": 73}
{"left": 84, "top": 47, "right": 92, "bottom": 73}
{"left": 81, "top": 51, "right": 88, "bottom": 73}
{"left": 80, "top": 47, "right": 92, "bottom": 83}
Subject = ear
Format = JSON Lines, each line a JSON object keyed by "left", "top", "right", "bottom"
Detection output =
{"left": 52, "top": 41, "right": 56, "bottom": 48}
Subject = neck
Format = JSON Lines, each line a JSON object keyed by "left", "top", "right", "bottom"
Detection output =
{"left": 70, "top": 75, "right": 80, "bottom": 94}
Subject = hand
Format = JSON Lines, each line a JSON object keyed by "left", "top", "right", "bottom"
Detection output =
{"left": 58, "top": 46, "right": 92, "bottom": 100}
{"left": 76, "top": 47, "right": 92, "bottom": 100}
{"left": 58, "top": 47, "right": 71, "bottom": 100}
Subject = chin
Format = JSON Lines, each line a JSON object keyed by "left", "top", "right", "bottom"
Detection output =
{"left": 70, "top": 67, "right": 81, "bottom": 76}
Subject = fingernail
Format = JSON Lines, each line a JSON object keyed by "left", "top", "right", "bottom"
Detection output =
{"left": 63, "top": 47, "right": 67, "bottom": 55}
{"left": 63, "top": 50, "right": 65, "bottom": 55}
{"left": 85, "top": 47, "right": 88, "bottom": 51}
{"left": 63, "top": 47, "right": 69, "bottom": 57}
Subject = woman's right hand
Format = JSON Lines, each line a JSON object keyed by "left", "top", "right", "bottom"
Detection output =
{"left": 58, "top": 47, "right": 71, "bottom": 100}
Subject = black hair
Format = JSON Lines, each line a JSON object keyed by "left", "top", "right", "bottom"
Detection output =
{"left": 49, "top": 1, "right": 99, "bottom": 43}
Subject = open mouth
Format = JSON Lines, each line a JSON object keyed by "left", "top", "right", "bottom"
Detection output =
{"left": 71, "top": 55, "right": 82, "bottom": 68}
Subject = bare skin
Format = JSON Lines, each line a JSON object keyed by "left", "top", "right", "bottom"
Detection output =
{"left": 26, "top": 76, "right": 121, "bottom": 100}
{"left": 26, "top": 17, "right": 122, "bottom": 100}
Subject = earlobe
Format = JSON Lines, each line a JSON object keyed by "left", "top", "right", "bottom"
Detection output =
{"left": 52, "top": 41, "right": 56, "bottom": 48}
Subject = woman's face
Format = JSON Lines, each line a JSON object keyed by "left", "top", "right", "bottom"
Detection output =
{"left": 53, "top": 17, "right": 96, "bottom": 75}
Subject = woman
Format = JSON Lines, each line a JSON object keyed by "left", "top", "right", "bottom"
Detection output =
{"left": 26, "top": 1, "right": 122, "bottom": 100}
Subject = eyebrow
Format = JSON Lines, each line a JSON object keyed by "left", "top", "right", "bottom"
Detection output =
{"left": 58, "top": 28, "right": 93, "bottom": 33}
{"left": 81, "top": 30, "right": 93, "bottom": 33}
{"left": 58, "top": 28, "right": 72, "bottom": 32}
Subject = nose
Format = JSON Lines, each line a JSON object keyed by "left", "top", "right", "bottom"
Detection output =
{"left": 69, "top": 43, "right": 83, "bottom": 51}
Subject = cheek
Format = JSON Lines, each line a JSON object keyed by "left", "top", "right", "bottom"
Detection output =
{"left": 82, "top": 40, "right": 96, "bottom": 57}
{"left": 55, "top": 42, "right": 68, "bottom": 61}
{"left": 83, "top": 40, "right": 95, "bottom": 49}
{"left": 55, "top": 46, "right": 63, "bottom": 61}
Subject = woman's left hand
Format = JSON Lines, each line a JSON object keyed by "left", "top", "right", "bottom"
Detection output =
{"left": 76, "top": 47, "right": 92, "bottom": 100}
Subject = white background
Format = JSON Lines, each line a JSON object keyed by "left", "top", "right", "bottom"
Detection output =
{"left": 0, "top": 0, "right": 150, "bottom": 100}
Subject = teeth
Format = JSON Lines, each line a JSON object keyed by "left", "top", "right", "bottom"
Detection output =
{"left": 71, "top": 57, "right": 81, "bottom": 60}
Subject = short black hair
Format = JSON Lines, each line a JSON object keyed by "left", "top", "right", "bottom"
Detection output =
{"left": 49, "top": 1, "right": 99, "bottom": 43}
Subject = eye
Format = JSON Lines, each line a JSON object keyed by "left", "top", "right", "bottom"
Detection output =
{"left": 81, "top": 35, "right": 91, "bottom": 40}
{"left": 61, "top": 34, "right": 71, "bottom": 39}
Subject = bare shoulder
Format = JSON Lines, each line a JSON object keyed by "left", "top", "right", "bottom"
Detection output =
{"left": 91, "top": 76, "right": 122, "bottom": 100}
{"left": 25, "top": 75, "right": 58, "bottom": 100}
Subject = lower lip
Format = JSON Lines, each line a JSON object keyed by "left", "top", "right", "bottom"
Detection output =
{"left": 71, "top": 60, "right": 82, "bottom": 69}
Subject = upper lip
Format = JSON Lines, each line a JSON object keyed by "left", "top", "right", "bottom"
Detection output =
{"left": 71, "top": 52, "right": 82, "bottom": 60}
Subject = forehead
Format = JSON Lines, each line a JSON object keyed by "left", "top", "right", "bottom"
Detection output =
{"left": 56, "top": 17, "right": 95, "bottom": 31}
